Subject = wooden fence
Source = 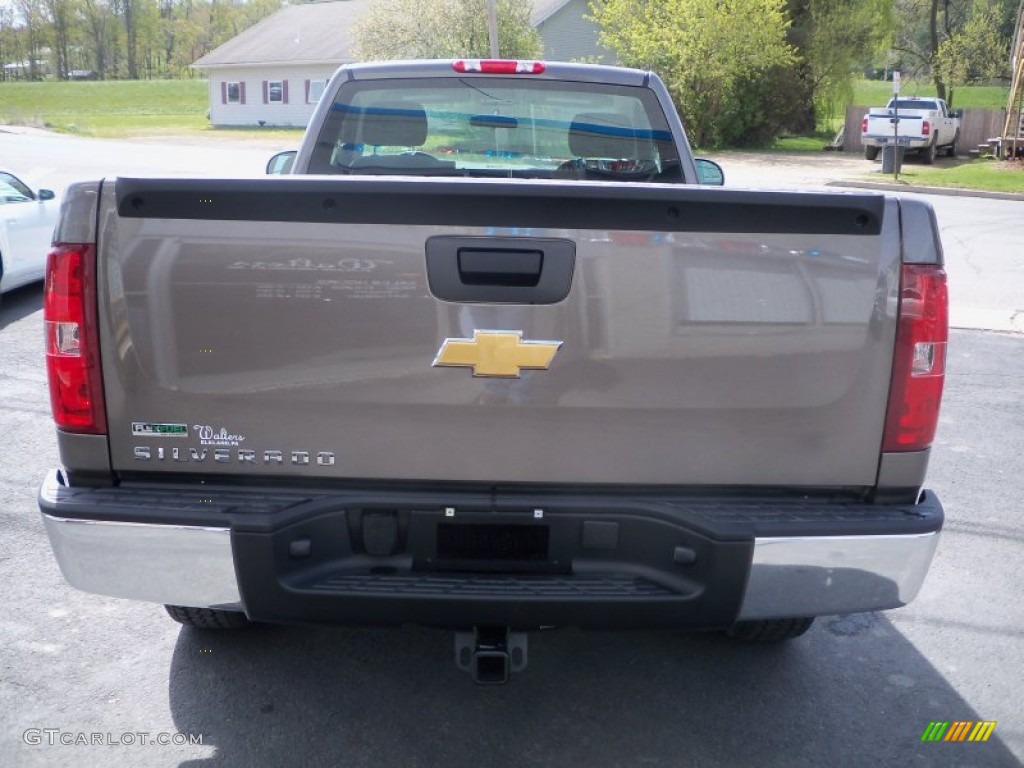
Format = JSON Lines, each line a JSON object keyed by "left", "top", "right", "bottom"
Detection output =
{"left": 842, "top": 105, "right": 1006, "bottom": 155}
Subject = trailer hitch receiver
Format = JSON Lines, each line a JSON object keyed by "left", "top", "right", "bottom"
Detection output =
{"left": 455, "top": 627, "right": 528, "bottom": 684}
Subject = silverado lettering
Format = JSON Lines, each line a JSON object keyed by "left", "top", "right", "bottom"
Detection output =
{"left": 132, "top": 447, "right": 336, "bottom": 465}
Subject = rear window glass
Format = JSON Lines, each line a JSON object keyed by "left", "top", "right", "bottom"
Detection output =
{"left": 308, "top": 77, "right": 682, "bottom": 182}
{"left": 890, "top": 100, "right": 939, "bottom": 111}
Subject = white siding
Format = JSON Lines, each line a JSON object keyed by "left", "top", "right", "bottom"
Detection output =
{"left": 207, "top": 65, "right": 340, "bottom": 128}
{"left": 538, "top": 0, "right": 616, "bottom": 64}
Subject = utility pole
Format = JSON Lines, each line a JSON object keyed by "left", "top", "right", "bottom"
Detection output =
{"left": 486, "top": 0, "right": 499, "bottom": 58}
{"left": 892, "top": 69, "right": 901, "bottom": 180}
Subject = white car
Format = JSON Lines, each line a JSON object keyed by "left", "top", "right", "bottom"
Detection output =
{"left": 0, "top": 170, "right": 59, "bottom": 305}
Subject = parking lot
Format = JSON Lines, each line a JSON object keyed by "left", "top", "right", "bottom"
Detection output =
{"left": 1, "top": 130, "right": 1022, "bottom": 766}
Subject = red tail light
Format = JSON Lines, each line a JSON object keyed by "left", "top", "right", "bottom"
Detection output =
{"left": 882, "top": 265, "right": 948, "bottom": 452}
{"left": 861, "top": 117, "right": 868, "bottom": 134}
{"left": 922, "top": 120, "right": 930, "bottom": 136}
{"left": 44, "top": 244, "right": 107, "bottom": 433}
{"left": 453, "top": 59, "right": 546, "bottom": 74}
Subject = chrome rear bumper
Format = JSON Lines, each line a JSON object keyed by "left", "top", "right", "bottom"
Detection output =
{"left": 39, "top": 513, "right": 939, "bottom": 620}
{"left": 738, "top": 532, "right": 940, "bottom": 620}
{"left": 39, "top": 468, "right": 942, "bottom": 621}
{"left": 41, "top": 514, "right": 242, "bottom": 610}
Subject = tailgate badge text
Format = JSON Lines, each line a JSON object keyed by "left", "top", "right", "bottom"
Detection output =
{"left": 194, "top": 425, "right": 246, "bottom": 446}
{"left": 132, "top": 422, "right": 187, "bottom": 438}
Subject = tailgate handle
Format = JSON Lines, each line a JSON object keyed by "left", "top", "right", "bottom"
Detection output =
{"left": 458, "top": 248, "right": 542, "bottom": 287}
{"left": 426, "top": 236, "right": 575, "bottom": 304}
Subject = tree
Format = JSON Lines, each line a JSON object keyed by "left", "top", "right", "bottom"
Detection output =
{"left": 1, "top": 0, "right": 283, "bottom": 80}
{"left": 111, "top": 0, "right": 141, "bottom": 78}
{"left": 42, "top": 0, "right": 74, "bottom": 78}
{"left": 14, "top": 0, "right": 49, "bottom": 80}
{"left": 934, "top": 7, "right": 1008, "bottom": 102}
{"left": 79, "top": 0, "right": 118, "bottom": 78}
{"left": 352, "top": 0, "right": 541, "bottom": 61}
{"left": 894, "top": 0, "right": 1014, "bottom": 104}
{"left": 1, "top": 4, "right": 22, "bottom": 80}
{"left": 786, "top": 0, "right": 895, "bottom": 131}
{"left": 592, "top": 0, "right": 796, "bottom": 147}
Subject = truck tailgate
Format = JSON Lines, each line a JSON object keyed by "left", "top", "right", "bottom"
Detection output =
{"left": 98, "top": 177, "right": 898, "bottom": 488}
{"left": 865, "top": 114, "right": 926, "bottom": 138}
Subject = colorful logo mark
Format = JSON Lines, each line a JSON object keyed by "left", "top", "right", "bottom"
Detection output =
{"left": 921, "top": 721, "right": 997, "bottom": 742}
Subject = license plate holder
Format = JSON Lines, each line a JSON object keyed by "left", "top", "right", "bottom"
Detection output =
{"left": 437, "top": 523, "right": 549, "bottom": 562}
{"left": 410, "top": 511, "right": 569, "bottom": 573}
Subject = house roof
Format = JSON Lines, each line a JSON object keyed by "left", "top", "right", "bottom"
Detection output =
{"left": 193, "top": 0, "right": 372, "bottom": 68}
{"left": 530, "top": 0, "right": 573, "bottom": 26}
{"left": 194, "top": 0, "right": 581, "bottom": 69}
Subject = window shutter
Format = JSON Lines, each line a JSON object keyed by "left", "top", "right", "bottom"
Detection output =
{"left": 283, "top": 80, "right": 289, "bottom": 104}
{"left": 240, "top": 82, "right": 246, "bottom": 105}
{"left": 220, "top": 81, "right": 227, "bottom": 104}
{"left": 304, "top": 79, "right": 310, "bottom": 103}
{"left": 262, "top": 80, "right": 268, "bottom": 104}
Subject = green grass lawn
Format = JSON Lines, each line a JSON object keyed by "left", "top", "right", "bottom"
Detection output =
{"left": 773, "top": 132, "right": 839, "bottom": 151}
{"left": 872, "top": 159, "right": 1024, "bottom": 194}
{"left": 850, "top": 78, "right": 1008, "bottom": 109}
{"left": 0, "top": 79, "right": 304, "bottom": 140}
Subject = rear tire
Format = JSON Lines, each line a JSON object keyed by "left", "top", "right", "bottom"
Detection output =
{"left": 922, "top": 138, "right": 937, "bottom": 165}
{"left": 864, "top": 145, "right": 879, "bottom": 161}
{"left": 726, "top": 617, "right": 815, "bottom": 642}
{"left": 165, "top": 604, "right": 251, "bottom": 629}
{"left": 946, "top": 132, "right": 959, "bottom": 157}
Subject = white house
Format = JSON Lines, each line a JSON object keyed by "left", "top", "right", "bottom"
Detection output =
{"left": 192, "top": 0, "right": 371, "bottom": 128}
{"left": 193, "top": 0, "right": 616, "bottom": 128}
{"left": 531, "top": 0, "right": 616, "bottom": 64}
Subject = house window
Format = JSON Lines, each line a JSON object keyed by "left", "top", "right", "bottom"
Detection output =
{"left": 307, "top": 79, "right": 327, "bottom": 104}
{"left": 268, "top": 80, "right": 284, "bottom": 103}
{"left": 226, "top": 82, "right": 241, "bottom": 104}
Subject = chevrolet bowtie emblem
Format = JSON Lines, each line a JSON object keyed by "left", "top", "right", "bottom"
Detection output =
{"left": 433, "top": 330, "right": 562, "bottom": 378}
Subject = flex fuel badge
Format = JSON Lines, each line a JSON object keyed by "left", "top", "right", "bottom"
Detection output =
{"left": 131, "top": 422, "right": 188, "bottom": 437}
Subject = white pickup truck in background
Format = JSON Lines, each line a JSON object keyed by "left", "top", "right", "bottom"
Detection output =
{"left": 861, "top": 97, "right": 961, "bottom": 163}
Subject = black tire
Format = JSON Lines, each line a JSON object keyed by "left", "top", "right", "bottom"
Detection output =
{"left": 726, "top": 617, "right": 815, "bottom": 642}
{"left": 922, "top": 138, "right": 937, "bottom": 165}
{"left": 165, "top": 604, "right": 251, "bottom": 629}
{"left": 946, "top": 132, "right": 959, "bottom": 158}
{"left": 864, "top": 145, "right": 879, "bottom": 161}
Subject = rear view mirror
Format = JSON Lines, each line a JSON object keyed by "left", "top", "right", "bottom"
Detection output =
{"left": 267, "top": 151, "right": 297, "bottom": 175}
{"left": 38, "top": 189, "right": 56, "bottom": 201}
{"left": 694, "top": 158, "right": 724, "bottom": 186}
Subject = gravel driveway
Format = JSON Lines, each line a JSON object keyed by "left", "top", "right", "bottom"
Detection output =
{"left": 710, "top": 149, "right": 887, "bottom": 190}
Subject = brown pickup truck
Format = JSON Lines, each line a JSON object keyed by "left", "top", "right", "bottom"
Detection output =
{"left": 39, "top": 60, "right": 947, "bottom": 683}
